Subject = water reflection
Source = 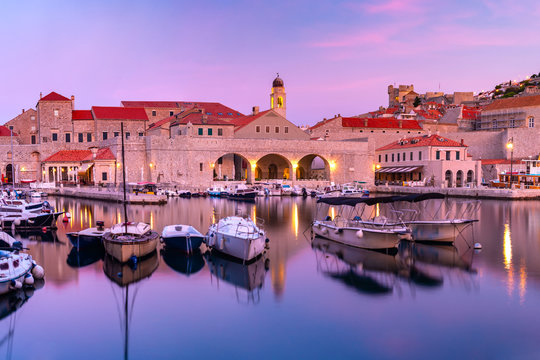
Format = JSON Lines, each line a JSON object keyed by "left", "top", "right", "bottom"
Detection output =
{"left": 66, "top": 246, "right": 105, "bottom": 268}
{"left": 160, "top": 248, "right": 205, "bottom": 276}
{"left": 311, "top": 235, "right": 477, "bottom": 297}
{"left": 205, "top": 251, "right": 269, "bottom": 304}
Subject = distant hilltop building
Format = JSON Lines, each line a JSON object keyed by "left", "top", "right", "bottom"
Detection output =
{"left": 388, "top": 84, "right": 474, "bottom": 109}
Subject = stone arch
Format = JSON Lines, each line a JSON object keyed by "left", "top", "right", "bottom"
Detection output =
{"left": 256, "top": 153, "right": 292, "bottom": 180}
{"left": 255, "top": 166, "right": 262, "bottom": 180}
{"left": 456, "top": 170, "right": 463, "bottom": 187}
{"left": 467, "top": 170, "right": 474, "bottom": 184}
{"left": 297, "top": 154, "right": 330, "bottom": 180}
{"left": 5, "top": 164, "right": 13, "bottom": 184}
{"left": 213, "top": 152, "right": 251, "bottom": 182}
{"left": 445, "top": 170, "right": 453, "bottom": 187}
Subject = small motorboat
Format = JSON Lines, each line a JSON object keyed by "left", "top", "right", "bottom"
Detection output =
{"left": 0, "top": 249, "right": 45, "bottom": 296}
{"left": 227, "top": 184, "right": 257, "bottom": 201}
{"left": 102, "top": 222, "right": 160, "bottom": 263}
{"left": 207, "top": 186, "right": 227, "bottom": 197}
{"left": 161, "top": 224, "right": 205, "bottom": 253}
{"left": 67, "top": 221, "right": 108, "bottom": 249}
{"left": 205, "top": 216, "right": 268, "bottom": 262}
{"left": 30, "top": 192, "right": 41, "bottom": 200}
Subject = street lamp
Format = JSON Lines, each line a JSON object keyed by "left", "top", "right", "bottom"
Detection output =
{"left": 506, "top": 137, "right": 514, "bottom": 188}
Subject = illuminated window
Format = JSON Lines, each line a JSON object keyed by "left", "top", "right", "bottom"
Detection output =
{"left": 277, "top": 96, "right": 283, "bottom": 108}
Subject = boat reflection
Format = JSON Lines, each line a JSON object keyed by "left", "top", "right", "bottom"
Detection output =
{"left": 160, "top": 248, "right": 205, "bottom": 276}
{"left": 311, "top": 236, "right": 477, "bottom": 296}
{"left": 66, "top": 246, "right": 105, "bottom": 268}
{"left": 204, "top": 250, "right": 269, "bottom": 304}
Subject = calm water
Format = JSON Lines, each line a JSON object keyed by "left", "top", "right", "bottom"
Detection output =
{"left": 1, "top": 196, "right": 540, "bottom": 359}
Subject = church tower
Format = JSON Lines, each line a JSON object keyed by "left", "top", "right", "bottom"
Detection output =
{"left": 270, "top": 73, "right": 286, "bottom": 118}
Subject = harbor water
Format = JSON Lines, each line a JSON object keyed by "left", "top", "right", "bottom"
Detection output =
{"left": 1, "top": 196, "right": 540, "bottom": 359}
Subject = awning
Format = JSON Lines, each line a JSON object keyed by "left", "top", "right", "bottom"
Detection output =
{"left": 376, "top": 166, "right": 423, "bottom": 173}
{"left": 77, "top": 163, "right": 94, "bottom": 173}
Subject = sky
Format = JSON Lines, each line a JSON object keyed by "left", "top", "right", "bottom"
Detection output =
{"left": 1, "top": 0, "right": 539, "bottom": 126}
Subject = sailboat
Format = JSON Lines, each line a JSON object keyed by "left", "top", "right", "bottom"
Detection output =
{"left": 102, "top": 123, "right": 159, "bottom": 263}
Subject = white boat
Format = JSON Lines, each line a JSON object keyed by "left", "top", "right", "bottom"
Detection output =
{"left": 0, "top": 199, "right": 63, "bottom": 229}
{"left": 67, "top": 221, "right": 109, "bottom": 248}
{"left": 205, "top": 216, "right": 268, "bottom": 261}
{"left": 313, "top": 196, "right": 410, "bottom": 250}
{"left": 102, "top": 222, "right": 159, "bottom": 263}
{"left": 207, "top": 186, "right": 228, "bottom": 197}
{"left": 161, "top": 224, "right": 205, "bottom": 252}
{"left": 281, "top": 184, "right": 293, "bottom": 196}
{"left": 341, "top": 182, "right": 369, "bottom": 196}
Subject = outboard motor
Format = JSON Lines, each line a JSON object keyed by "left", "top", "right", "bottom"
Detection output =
{"left": 96, "top": 221, "right": 105, "bottom": 231}
{"left": 302, "top": 188, "right": 308, "bottom": 198}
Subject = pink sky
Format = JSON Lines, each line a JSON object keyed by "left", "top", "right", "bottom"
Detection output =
{"left": 1, "top": 0, "right": 539, "bottom": 126}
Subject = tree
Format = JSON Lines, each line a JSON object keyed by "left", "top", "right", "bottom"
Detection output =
{"left": 413, "top": 96, "right": 421, "bottom": 107}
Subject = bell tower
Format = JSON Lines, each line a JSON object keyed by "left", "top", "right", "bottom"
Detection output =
{"left": 270, "top": 73, "right": 286, "bottom": 118}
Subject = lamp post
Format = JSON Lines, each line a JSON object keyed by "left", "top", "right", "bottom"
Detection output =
{"left": 10, "top": 128, "right": 15, "bottom": 187}
{"left": 506, "top": 137, "right": 514, "bottom": 188}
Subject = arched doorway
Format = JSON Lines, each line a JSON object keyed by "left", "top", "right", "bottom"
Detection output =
{"left": 255, "top": 166, "right": 262, "bottom": 180}
{"left": 296, "top": 166, "right": 305, "bottom": 179}
{"left": 456, "top": 170, "right": 463, "bottom": 187}
{"left": 256, "top": 154, "right": 292, "bottom": 180}
{"left": 5, "top": 164, "right": 12, "bottom": 184}
{"left": 445, "top": 170, "right": 453, "bottom": 187}
{"left": 297, "top": 154, "right": 330, "bottom": 180}
{"left": 467, "top": 170, "right": 474, "bottom": 184}
{"left": 213, "top": 153, "right": 251, "bottom": 182}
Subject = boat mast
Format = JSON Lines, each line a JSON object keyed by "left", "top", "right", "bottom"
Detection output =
{"left": 124, "top": 285, "right": 129, "bottom": 360}
{"left": 121, "top": 122, "right": 128, "bottom": 234}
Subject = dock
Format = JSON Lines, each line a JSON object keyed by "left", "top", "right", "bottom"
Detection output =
{"left": 42, "top": 187, "right": 167, "bottom": 204}
{"left": 374, "top": 185, "right": 540, "bottom": 200}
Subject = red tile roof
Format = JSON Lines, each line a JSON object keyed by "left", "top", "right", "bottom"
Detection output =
{"left": 483, "top": 94, "right": 540, "bottom": 111}
{"left": 309, "top": 117, "right": 338, "bottom": 130}
{"left": 72, "top": 110, "right": 94, "bottom": 120}
{"left": 462, "top": 106, "right": 480, "bottom": 120}
{"left": 39, "top": 92, "right": 70, "bottom": 102}
{"left": 376, "top": 135, "right": 466, "bottom": 151}
{"left": 481, "top": 158, "right": 522, "bottom": 165}
{"left": 230, "top": 110, "right": 272, "bottom": 131}
{"left": 0, "top": 126, "right": 17, "bottom": 136}
{"left": 172, "top": 112, "right": 234, "bottom": 126}
{"left": 415, "top": 109, "right": 442, "bottom": 120}
{"left": 43, "top": 147, "right": 115, "bottom": 162}
{"left": 122, "top": 101, "right": 244, "bottom": 119}
{"left": 342, "top": 117, "right": 422, "bottom": 130}
{"left": 92, "top": 106, "right": 148, "bottom": 121}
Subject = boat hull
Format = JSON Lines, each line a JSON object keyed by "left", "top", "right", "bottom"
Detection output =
{"left": 408, "top": 220, "right": 475, "bottom": 243}
{"left": 0, "top": 212, "right": 62, "bottom": 230}
{"left": 162, "top": 235, "right": 204, "bottom": 252}
{"left": 312, "top": 221, "right": 401, "bottom": 250}
{"left": 102, "top": 231, "right": 160, "bottom": 263}
{"left": 206, "top": 229, "right": 266, "bottom": 261}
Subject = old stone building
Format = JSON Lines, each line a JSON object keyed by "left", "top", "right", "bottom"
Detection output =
{"left": 375, "top": 134, "right": 480, "bottom": 187}
{"left": 4, "top": 109, "right": 36, "bottom": 144}
{"left": 478, "top": 94, "right": 539, "bottom": 131}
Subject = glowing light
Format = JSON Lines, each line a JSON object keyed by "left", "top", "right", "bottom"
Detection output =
{"left": 329, "top": 161, "right": 336, "bottom": 171}
{"left": 292, "top": 202, "right": 298, "bottom": 237}
{"left": 503, "top": 223, "right": 512, "bottom": 270}
{"left": 519, "top": 261, "right": 527, "bottom": 304}
{"left": 116, "top": 163, "right": 121, "bottom": 168}
{"left": 21, "top": 167, "right": 25, "bottom": 171}
{"left": 376, "top": 203, "right": 380, "bottom": 218}
{"left": 251, "top": 161, "right": 257, "bottom": 170}
{"left": 292, "top": 162, "right": 298, "bottom": 170}
{"left": 329, "top": 207, "right": 335, "bottom": 220}
{"left": 251, "top": 206, "right": 256, "bottom": 223}
{"left": 376, "top": 164, "right": 381, "bottom": 169}
{"left": 210, "top": 163, "right": 215, "bottom": 169}
{"left": 506, "top": 142, "right": 513, "bottom": 150}
{"left": 150, "top": 211, "right": 154, "bottom": 229}
{"left": 149, "top": 163, "right": 154, "bottom": 168}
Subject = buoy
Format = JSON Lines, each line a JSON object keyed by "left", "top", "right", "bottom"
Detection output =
{"left": 24, "top": 273, "right": 35, "bottom": 286}
{"left": 31, "top": 265, "right": 45, "bottom": 280}
{"left": 62, "top": 216, "right": 69, "bottom": 222}
{"left": 14, "top": 219, "right": 21, "bottom": 226}
{"left": 265, "top": 238, "right": 270, "bottom": 243}
{"left": 356, "top": 230, "right": 364, "bottom": 238}
{"left": 10, "top": 280, "right": 23, "bottom": 289}
{"left": 474, "top": 243, "right": 482, "bottom": 250}
{"left": 42, "top": 227, "right": 47, "bottom": 233}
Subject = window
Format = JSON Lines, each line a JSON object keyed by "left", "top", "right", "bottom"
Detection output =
{"left": 275, "top": 126, "right": 279, "bottom": 133}
{"left": 218, "top": 128, "right": 223, "bottom": 136}
{"left": 103, "top": 132, "right": 108, "bottom": 140}
{"left": 102, "top": 172, "right": 108, "bottom": 181}
{"left": 398, "top": 153, "right": 400, "bottom": 162}
{"left": 65, "top": 133, "right": 71, "bottom": 143}
{"left": 138, "top": 132, "right": 144, "bottom": 137}
{"left": 410, "top": 152, "right": 413, "bottom": 161}
{"left": 403, "top": 152, "right": 405, "bottom": 161}
{"left": 9, "top": 126, "right": 13, "bottom": 131}
{"left": 42, "top": 137, "right": 47, "bottom": 143}
{"left": 198, "top": 128, "right": 203, "bottom": 136}
{"left": 265, "top": 126, "right": 270, "bottom": 133}
{"left": 52, "top": 133, "right": 58, "bottom": 142}
{"left": 31, "top": 135, "right": 36, "bottom": 144}
{"left": 87, "top": 133, "right": 92, "bottom": 142}
{"left": 256, "top": 126, "right": 261, "bottom": 133}
{"left": 208, "top": 128, "right": 213, "bottom": 136}
{"left": 30, "top": 116, "right": 35, "bottom": 121}
{"left": 199, "top": 163, "right": 203, "bottom": 171}
{"left": 436, "top": 151, "right": 440, "bottom": 160}
{"left": 227, "top": 112, "right": 233, "bottom": 116}
{"left": 78, "top": 133, "right": 84, "bottom": 143}
{"left": 385, "top": 154, "right": 388, "bottom": 162}
{"left": 114, "top": 132, "right": 119, "bottom": 137}
{"left": 456, "top": 151, "right": 460, "bottom": 160}
{"left": 125, "top": 132, "right": 130, "bottom": 140}
{"left": 529, "top": 117, "right": 535, "bottom": 128}
{"left": 446, "top": 151, "right": 451, "bottom": 161}
{"left": 418, "top": 151, "right": 422, "bottom": 161}
{"left": 285, "top": 126, "right": 289, "bottom": 134}
{"left": 54, "top": 109, "right": 59, "bottom": 117}
{"left": 152, "top": 110, "right": 157, "bottom": 117}
{"left": 169, "top": 111, "right": 174, "bottom": 117}
{"left": 392, "top": 154, "right": 395, "bottom": 162}
{"left": 378, "top": 155, "right": 381, "bottom": 162}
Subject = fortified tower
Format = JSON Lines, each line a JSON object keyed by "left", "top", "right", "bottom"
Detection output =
{"left": 270, "top": 74, "right": 286, "bottom": 118}
{"left": 36, "top": 92, "right": 74, "bottom": 144}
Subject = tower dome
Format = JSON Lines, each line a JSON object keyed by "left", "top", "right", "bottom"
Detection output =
{"left": 272, "top": 74, "right": 284, "bottom": 88}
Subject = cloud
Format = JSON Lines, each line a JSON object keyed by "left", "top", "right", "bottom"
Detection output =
{"left": 346, "top": 0, "right": 427, "bottom": 15}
